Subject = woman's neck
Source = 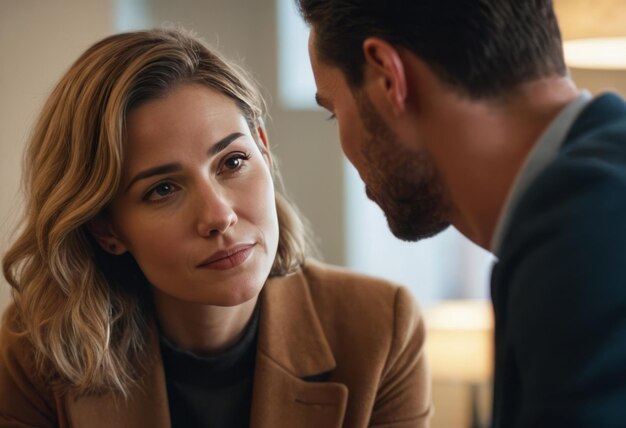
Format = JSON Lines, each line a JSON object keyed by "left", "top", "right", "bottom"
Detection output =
{"left": 153, "top": 290, "right": 259, "bottom": 356}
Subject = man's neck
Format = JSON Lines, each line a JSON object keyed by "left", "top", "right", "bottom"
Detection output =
{"left": 420, "top": 76, "right": 580, "bottom": 249}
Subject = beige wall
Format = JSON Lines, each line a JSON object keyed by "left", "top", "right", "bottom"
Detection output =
{"left": 0, "top": 1, "right": 115, "bottom": 314}
{"left": 554, "top": 0, "right": 626, "bottom": 95}
{"left": 554, "top": 0, "right": 626, "bottom": 39}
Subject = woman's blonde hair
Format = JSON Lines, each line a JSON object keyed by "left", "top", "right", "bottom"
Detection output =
{"left": 2, "top": 29, "right": 309, "bottom": 397}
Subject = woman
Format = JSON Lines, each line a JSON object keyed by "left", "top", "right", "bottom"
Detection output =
{"left": 0, "top": 29, "right": 432, "bottom": 428}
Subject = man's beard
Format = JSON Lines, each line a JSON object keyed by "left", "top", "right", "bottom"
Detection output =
{"left": 355, "top": 93, "right": 452, "bottom": 241}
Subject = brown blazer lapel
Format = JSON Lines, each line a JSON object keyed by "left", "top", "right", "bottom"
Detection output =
{"left": 66, "top": 269, "right": 348, "bottom": 428}
{"left": 250, "top": 270, "right": 348, "bottom": 428}
{"left": 65, "top": 330, "right": 170, "bottom": 428}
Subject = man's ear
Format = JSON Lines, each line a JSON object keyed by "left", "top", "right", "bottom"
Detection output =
{"left": 87, "top": 215, "right": 128, "bottom": 256}
{"left": 362, "top": 37, "right": 408, "bottom": 115}
{"left": 257, "top": 125, "right": 272, "bottom": 168}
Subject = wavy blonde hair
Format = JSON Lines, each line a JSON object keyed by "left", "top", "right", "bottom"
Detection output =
{"left": 2, "top": 29, "right": 309, "bottom": 397}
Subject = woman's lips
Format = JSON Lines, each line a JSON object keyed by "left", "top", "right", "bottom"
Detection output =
{"left": 197, "top": 244, "right": 256, "bottom": 270}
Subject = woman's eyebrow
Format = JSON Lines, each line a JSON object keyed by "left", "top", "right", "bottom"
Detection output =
{"left": 125, "top": 132, "right": 246, "bottom": 192}
{"left": 208, "top": 132, "right": 246, "bottom": 156}
{"left": 125, "top": 163, "right": 182, "bottom": 192}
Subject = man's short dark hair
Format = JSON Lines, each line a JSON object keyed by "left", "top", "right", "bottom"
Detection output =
{"left": 298, "top": 0, "right": 567, "bottom": 99}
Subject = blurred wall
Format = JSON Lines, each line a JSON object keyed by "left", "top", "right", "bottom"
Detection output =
{"left": 554, "top": 0, "right": 626, "bottom": 39}
{"left": 554, "top": 0, "right": 626, "bottom": 96}
{"left": 0, "top": 0, "right": 115, "bottom": 315}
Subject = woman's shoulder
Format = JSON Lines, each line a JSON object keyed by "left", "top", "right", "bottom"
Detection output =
{"left": 0, "top": 303, "right": 40, "bottom": 381}
{"left": 301, "top": 259, "right": 401, "bottom": 290}
{"left": 297, "top": 259, "right": 423, "bottom": 328}
{"left": 300, "top": 259, "right": 415, "bottom": 305}
{"left": 0, "top": 303, "right": 59, "bottom": 426}
{"left": 0, "top": 303, "right": 29, "bottom": 356}
{"left": 293, "top": 260, "right": 428, "bottom": 394}
{"left": 264, "top": 259, "right": 424, "bottom": 345}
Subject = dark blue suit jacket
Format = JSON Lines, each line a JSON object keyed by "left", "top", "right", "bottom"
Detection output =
{"left": 491, "top": 93, "right": 626, "bottom": 428}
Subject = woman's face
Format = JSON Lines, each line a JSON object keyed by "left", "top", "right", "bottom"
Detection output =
{"left": 105, "top": 83, "right": 279, "bottom": 307}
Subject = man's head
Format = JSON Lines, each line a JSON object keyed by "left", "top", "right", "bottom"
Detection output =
{"left": 310, "top": 39, "right": 452, "bottom": 240}
{"left": 299, "top": 0, "right": 566, "bottom": 97}
{"left": 301, "top": 0, "right": 567, "bottom": 241}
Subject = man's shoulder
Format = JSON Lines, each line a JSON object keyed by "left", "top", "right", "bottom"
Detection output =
{"left": 564, "top": 91, "right": 626, "bottom": 148}
{"left": 491, "top": 93, "right": 626, "bottom": 428}
{"left": 503, "top": 110, "right": 626, "bottom": 250}
{"left": 494, "top": 102, "right": 626, "bottom": 298}
{"left": 493, "top": 109, "right": 626, "bottom": 315}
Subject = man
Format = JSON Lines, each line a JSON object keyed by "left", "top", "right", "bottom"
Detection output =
{"left": 297, "top": 0, "right": 626, "bottom": 426}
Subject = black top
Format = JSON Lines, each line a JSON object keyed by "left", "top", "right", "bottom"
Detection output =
{"left": 159, "top": 307, "right": 260, "bottom": 428}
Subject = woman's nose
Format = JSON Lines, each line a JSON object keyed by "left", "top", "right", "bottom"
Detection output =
{"left": 195, "top": 185, "right": 238, "bottom": 237}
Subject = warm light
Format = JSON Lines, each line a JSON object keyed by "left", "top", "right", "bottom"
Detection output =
{"left": 564, "top": 37, "right": 626, "bottom": 70}
{"left": 425, "top": 300, "right": 493, "bottom": 383}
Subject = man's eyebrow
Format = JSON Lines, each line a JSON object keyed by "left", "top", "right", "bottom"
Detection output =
{"left": 125, "top": 132, "right": 245, "bottom": 192}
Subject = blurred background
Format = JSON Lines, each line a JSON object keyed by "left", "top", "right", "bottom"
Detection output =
{"left": 1, "top": 1, "right": 625, "bottom": 427}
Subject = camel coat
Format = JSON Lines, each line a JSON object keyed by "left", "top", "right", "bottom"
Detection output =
{"left": 0, "top": 261, "right": 432, "bottom": 427}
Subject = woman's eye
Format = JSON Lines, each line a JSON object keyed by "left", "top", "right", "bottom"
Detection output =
{"left": 222, "top": 154, "right": 249, "bottom": 172}
{"left": 145, "top": 182, "right": 178, "bottom": 201}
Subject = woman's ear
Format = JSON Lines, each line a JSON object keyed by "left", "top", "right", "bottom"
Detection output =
{"left": 257, "top": 125, "right": 272, "bottom": 167}
{"left": 87, "top": 215, "right": 128, "bottom": 256}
